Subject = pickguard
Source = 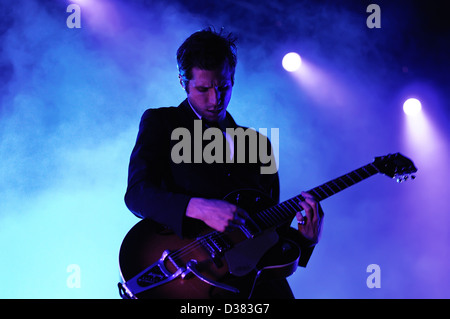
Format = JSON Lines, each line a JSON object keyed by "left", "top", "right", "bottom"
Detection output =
{"left": 224, "top": 229, "right": 279, "bottom": 276}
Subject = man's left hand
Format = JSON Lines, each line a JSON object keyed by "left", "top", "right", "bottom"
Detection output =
{"left": 296, "top": 192, "right": 324, "bottom": 245}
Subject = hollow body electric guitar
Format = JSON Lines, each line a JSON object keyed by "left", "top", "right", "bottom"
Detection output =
{"left": 118, "top": 153, "right": 417, "bottom": 299}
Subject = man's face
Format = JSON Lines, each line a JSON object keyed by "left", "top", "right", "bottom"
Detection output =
{"left": 182, "top": 66, "right": 233, "bottom": 123}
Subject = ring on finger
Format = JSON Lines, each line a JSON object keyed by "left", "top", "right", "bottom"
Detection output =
{"left": 298, "top": 216, "right": 307, "bottom": 225}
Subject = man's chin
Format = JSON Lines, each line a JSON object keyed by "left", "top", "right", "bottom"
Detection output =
{"left": 204, "top": 113, "right": 225, "bottom": 123}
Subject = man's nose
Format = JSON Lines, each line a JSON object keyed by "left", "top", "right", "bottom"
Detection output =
{"left": 208, "top": 88, "right": 221, "bottom": 106}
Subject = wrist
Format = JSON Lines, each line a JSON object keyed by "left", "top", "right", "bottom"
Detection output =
{"left": 186, "top": 197, "right": 203, "bottom": 219}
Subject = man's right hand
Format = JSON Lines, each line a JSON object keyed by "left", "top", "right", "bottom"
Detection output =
{"left": 186, "top": 198, "right": 247, "bottom": 232}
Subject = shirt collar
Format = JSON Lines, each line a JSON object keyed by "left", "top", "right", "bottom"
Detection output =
{"left": 187, "top": 98, "right": 202, "bottom": 120}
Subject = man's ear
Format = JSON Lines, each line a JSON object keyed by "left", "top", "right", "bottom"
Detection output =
{"left": 179, "top": 74, "right": 187, "bottom": 91}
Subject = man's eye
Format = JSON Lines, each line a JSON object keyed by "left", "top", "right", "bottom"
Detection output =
{"left": 219, "top": 85, "right": 230, "bottom": 92}
{"left": 197, "top": 87, "right": 208, "bottom": 93}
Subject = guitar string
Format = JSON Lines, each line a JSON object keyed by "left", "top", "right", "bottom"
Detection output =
{"left": 166, "top": 208, "right": 284, "bottom": 260}
{"left": 167, "top": 207, "right": 292, "bottom": 261}
{"left": 167, "top": 231, "right": 225, "bottom": 260}
{"left": 167, "top": 206, "right": 295, "bottom": 262}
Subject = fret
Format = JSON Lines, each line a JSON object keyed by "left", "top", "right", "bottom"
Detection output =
{"left": 328, "top": 180, "right": 342, "bottom": 193}
{"left": 309, "top": 189, "right": 322, "bottom": 200}
{"left": 356, "top": 167, "right": 370, "bottom": 178}
{"left": 251, "top": 212, "right": 269, "bottom": 229}
{"left": 338, "top": 178, "right": 349, "bottom": 188}
{"left": 271, "top": 206, "right": 286, "bottom": 224}
{"left": 283, "top": 201, "right": 299, "bottom": 215}
{"left": 360, "top": 166, "right": 371, "bottom": 176}
{"left": 349, "top": 171, "right": 362, "bottom": 182}
{"left": 257, "top": 210, "right": 272, "bottom": 226}
{"left": 310, "top": 181, "right": 339, "bottom": 202}
{"left": 322, "top": 183, "right": 336, "bottom": 196}
{"left": 274, "top": 204, "right": 291, "bottom": 220}
{"left": 319, "top": 185, "right": 333, "bottom": 197}
{"left": 352, "top": 169, "right": 363, "bottom": 179}
{"left": 310, "top": 187, "right": 326, "bottom": 201}
{"left": 286, "top": 198, "right": 302, "bottom": 211}
{"left": 257, "top": 210, "right": 276, "bottom": 229}
{"left": 335, "top": 177, "right": 350, "bottom": 188}
{"left": 261, "top": 208, "right": 277, "bottom": 224}
{"left": 278, "top": 203, "right": 292, "bottom": 219}
{"left": 311, "top": 186, "right": 327, "bottom": 201}
{"left": 368, "top": 163, "right": 380, "bottom": 173}
{"left": 267, "top": 206, "right": 285, "bottom": 223}
{"left": 252, "top": 163, "right": 382, "bottom": 230}
{"left": 343, "top": 174, "right": 356, "bottom": 185}
{"left": 255, "top": 200, "right": 297, "bottom": 230}
{"left": 367, "top": 164, "right": 380, "bottom": 176}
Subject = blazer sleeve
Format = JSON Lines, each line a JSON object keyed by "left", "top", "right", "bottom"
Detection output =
{"left": 124, "top": 108, "right": 192, "bottom": 238}
{"left": 284, "top": 227, "right": 316, "bottom": 267}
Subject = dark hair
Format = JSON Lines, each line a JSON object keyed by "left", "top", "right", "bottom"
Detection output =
{"left": 177, "top": 27, "right": 237, "bottom": 87}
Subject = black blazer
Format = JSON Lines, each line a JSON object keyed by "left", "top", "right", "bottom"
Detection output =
{"left": 124, "top": 99, "right": 314, "bottom": 266}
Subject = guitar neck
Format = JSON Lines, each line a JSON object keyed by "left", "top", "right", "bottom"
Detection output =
{"left": 306, "top": 162, "right": 380, "bottom": 201}
{"left": 252, "top": 162, "right": 381, "bottom": 231}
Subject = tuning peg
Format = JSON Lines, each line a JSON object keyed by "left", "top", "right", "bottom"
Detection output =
{"left": 396, "top": 174, "right": 417, "bottom": 183}
{"left": 396, "top": 175, "right": 410, "bottom": 183}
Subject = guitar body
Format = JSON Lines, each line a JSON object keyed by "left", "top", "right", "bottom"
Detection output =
{"left": 118, "top": 189, "right": 301, "bottom": 299}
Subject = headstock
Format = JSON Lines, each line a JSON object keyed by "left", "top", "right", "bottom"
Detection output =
{"left": 373, "top": 153, "right": 418, "bottom": 183}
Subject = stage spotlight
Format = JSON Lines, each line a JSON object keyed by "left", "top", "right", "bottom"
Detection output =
{"left": 282, "top": 52, "right": 302, "bottom": 72}
{"left": 403, "top": 98, "right": 422, "bottom": 116}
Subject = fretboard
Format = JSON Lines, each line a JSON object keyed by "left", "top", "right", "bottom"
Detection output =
{"left": 252, "top": 163, "right": 381, "bottom": 230}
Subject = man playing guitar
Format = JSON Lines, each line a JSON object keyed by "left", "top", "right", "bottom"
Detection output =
{"left": 123, "top": 27, "right": 323, "bottom": 299}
